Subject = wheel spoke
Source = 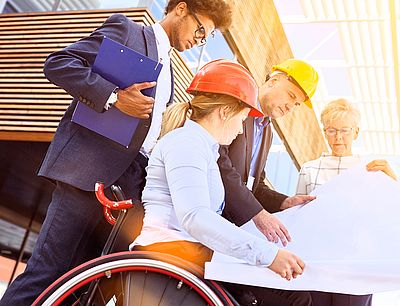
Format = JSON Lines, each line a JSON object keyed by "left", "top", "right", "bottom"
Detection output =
{"left": 156, "top": 275, "right": 170, "bottom": 306}
{"left": 34, "top": 254, "right": 229, "bottom": 306}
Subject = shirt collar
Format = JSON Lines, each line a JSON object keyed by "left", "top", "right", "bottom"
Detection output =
{"left": 254, "top": 102, "right": 270, "bottom": 127}
{"left": 184, "top": 119, "right": 220, "bottom": 159}
{"left": 254, "top": 116, "right": 270, "bottom": 128}
{"left": 152, "top": 23, "right": 173, "bottom": 58}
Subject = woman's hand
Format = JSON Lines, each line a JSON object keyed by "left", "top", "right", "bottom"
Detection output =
{"left": 366, "top": 159, "right": 397, "bottom": 180}
{"left": 268, "top": 249, "right": 305, "bottom": 281}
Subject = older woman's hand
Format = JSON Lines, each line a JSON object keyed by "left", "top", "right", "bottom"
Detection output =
{"left": 366, "top": 159, "right": 397, "bottom": 180}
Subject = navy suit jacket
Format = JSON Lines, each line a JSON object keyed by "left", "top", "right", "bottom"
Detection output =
{"left": 39, "top": 14, "right": 174, "bottom": 191}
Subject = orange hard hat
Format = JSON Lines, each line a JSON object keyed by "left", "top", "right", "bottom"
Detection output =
{"left": 186, "top": 59, "right": 264, "bottom": 117}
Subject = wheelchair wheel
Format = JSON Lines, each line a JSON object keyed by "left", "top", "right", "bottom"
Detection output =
{"left": 33, "top": 251, "right": 237, "bottom": 306}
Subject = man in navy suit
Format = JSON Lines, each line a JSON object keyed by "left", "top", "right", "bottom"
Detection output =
{"left": 0, "top": 1, "right": 232, "bottom": 304}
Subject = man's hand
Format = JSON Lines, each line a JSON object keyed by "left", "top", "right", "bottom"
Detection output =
{"left": 252, "top": 210, "right": 291, "bottom": 246}
{"left": 366, "top": 159, "right": 397, "bottom": 180}
{"left": 280, "top": 195, "right": 316, "bottom": 210}
{"left": 268, "top": 249, "right": 305, "bottom": 281}
{"left": 114, "top": 81, "right": 156, "bottom": 119}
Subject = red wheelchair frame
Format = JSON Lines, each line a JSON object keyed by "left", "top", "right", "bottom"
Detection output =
{"left": 32, "top": 183, "right": 238, "bottom": 306}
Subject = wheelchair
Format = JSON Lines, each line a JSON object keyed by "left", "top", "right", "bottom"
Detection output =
{"left": 32, "top": 183, "right": 239, "bottom": 306}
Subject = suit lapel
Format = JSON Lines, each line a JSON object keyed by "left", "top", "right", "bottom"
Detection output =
{"left": 143, "top": 26, "right": 158, "bottom": 61}
{"left": 142, "top": 25, "right": 160, "bottom": 119}
{"left": 254, "top": 123, "right": 273, "bottom": 181}
{"left": 244, "top": 117, "right": 254, "bottom": 177}
{"left": 144, "top": 26, "right": 174, "bottom": 105}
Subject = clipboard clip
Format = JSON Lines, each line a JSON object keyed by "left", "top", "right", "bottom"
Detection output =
{"left": 154, "top": 58, "right": 163, "bottom": 71}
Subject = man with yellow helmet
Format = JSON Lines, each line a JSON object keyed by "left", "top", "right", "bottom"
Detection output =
{"left": 218, "top": 58, "right": 318, "bottom": 305}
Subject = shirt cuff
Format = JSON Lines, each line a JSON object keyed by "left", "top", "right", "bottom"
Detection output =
{"left": 104, "top": 87, "right": 119, "bottom": 110}
{"left": 258, "top": 243, "right": 279, "bottom": 267}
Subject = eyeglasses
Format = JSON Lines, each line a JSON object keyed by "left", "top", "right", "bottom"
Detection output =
{"left": 189, "top": 9, "right": 215, "bottom": 47}
{"left": 324, "top": 127, "right": 353, "bottom": 136}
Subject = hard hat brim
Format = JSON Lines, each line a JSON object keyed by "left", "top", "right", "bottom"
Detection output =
{"left": 249, "top": 107, "right": 265, "bottom": 117}
{"left": 304, "top": 98, "right": 313, "bottom": 109}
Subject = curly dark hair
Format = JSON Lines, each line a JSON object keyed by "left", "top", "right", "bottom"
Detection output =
{"left": 165, "top": 0, "right": 233, "bottom": 30}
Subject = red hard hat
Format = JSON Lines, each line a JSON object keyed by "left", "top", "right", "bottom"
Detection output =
{"left": 186, "top": 59, "right": 264, "bottom": 117}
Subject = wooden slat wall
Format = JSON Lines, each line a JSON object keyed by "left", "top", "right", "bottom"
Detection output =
{"left": 0, "top": 8, "right": 193, "bottom": 142}
{"left": 224, "top": 0, "right": 327, "bottom": 168}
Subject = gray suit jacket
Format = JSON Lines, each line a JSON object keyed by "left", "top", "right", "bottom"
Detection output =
{"left": 39, "top": 14, "right": 174, "bottom": 191}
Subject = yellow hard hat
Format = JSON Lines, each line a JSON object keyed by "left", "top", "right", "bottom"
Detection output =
{"left": 272, "top": 59, "right": 318, "bottom": 108}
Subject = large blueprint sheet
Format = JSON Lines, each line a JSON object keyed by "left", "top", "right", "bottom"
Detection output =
{"left": 205, "top": 165, "right": 400, "bottom": 294}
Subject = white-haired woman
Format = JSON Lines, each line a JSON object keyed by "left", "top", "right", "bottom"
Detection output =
{"left": 296, "top": 98, "right": 396, "bottom": 306}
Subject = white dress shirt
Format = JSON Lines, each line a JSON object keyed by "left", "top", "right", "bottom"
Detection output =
{"left": 131, "top": 120, "right": 279, "bottom": 267}
{"left": 140, "top": 22, "right": 172, "bottom": 157}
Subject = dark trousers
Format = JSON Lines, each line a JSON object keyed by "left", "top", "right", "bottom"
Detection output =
{"left": 0, "top": 154, "right": 147, "bottom": 306}
{"left": 136, "top": 241, "right": 313, "bottom": 306}
{"left": 311, "top": 291, "right": 372, "bottom": 306}
{"left": 223, "top": 282, "right": 312, "bottom": 306}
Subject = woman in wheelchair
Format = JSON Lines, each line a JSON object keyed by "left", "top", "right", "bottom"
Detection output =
{"left": 130, "top": 59, "right": 310, "bottom": 305}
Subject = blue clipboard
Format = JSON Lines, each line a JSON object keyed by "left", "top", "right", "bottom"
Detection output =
{"left": 71, "top": 37, "right": 163, "bottom": 147}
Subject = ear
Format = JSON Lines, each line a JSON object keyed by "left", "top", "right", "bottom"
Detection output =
{"left": 353, "top": 126, "right": 360, "bottom": 140}
{"left": 219, "top": 105, "right": 229, "bottom": 121}
{"left": 175, "top": 2, "right": 188, "bottom": 17}
{"left": 266, "top": 75, "right": 279, "bottom": 88}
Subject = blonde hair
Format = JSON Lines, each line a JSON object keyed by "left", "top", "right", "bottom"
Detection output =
{"left": 320, "top": 99, "right": 360, "bottom": 128}
{"left": 159, "top": 93, "right": 246, "bottom": 138}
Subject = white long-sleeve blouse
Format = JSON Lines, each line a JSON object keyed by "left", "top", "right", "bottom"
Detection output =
{"left": 132, "top": 119, "right": 278, "bottom": 266}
